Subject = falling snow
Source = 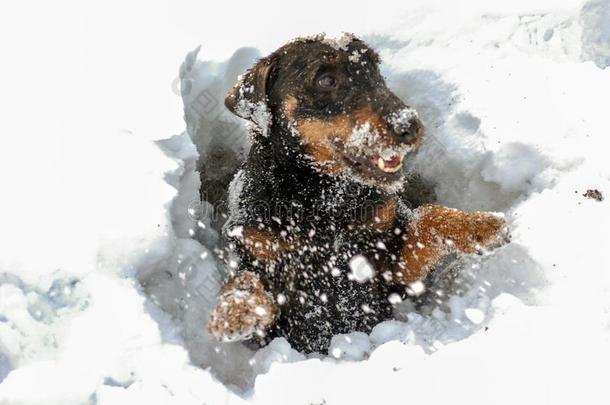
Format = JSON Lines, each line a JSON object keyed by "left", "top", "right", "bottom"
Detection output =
{"left": 348, "top": 255, "right": 376, "bottom": 283}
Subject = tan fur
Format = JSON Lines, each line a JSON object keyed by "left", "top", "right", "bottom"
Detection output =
{"left": 207, "top": 271, "right": 278, "bottom": 340}
{"left": 282, "top": 95, "right": 298, "bottom": 121}
{"left": 243, "top": 226, "right": 289, "bottom": 263}
{"left": 295, "top": 107, "right": 406, "bottom": 174}
{"left": 395, "top": 205, "right": 508, "bottom": 284}
{"left": 295, "top": 115, "right": 351, "bottom": 174}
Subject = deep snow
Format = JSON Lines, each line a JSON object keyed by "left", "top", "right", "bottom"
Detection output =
{"left": 1, "top": 0, "right": 609, "bottom": 404}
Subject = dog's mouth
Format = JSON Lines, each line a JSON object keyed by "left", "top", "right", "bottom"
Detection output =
{"left": 333, "top": 140, "right": 408, "bottom": 181}
{"left": 328, "top": 122, "right": 418, "bottom": 183}
{"left": 371, "top": 152, "right": 404, "bottom": 173}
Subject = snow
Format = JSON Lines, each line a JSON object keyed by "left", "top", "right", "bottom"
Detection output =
{"left": 387, "top": 107, "right": 419, "bottom": 130}
{"left": 327, "top": 332, "right": 371, "bottom": 361}
{"left": 1, "top": 0, "right": 610, "bottom": 404}
{"left": 323, "top": 32, "right": 358, "bottom": 51}
{"left": 347, "top": 122, "right": 414, "bottom": 159}
{"left": 581, "top": 0, "right": 610, "bottom": 68}
{"left": 348, "top": 255, "right": 376, "bottom": 283}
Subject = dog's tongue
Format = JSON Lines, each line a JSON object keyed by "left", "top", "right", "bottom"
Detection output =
{"left": 372, "top": 153, "right": 403, "bottom": 173}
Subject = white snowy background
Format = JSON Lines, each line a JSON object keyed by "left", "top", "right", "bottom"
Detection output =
{"left": 1, "top": 0, "right": 609, "bottom": 404}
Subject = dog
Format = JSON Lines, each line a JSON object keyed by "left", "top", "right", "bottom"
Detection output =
{"left": 206, "top": 33, "right": 509, "bottom": 353}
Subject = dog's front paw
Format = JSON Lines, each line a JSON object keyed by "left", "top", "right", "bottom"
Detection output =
{"left": 453, "top": 211, "right": 510, "bottom": 254}
{"left": 396, "top": 206, "right": 510, "bottom": 284}
{"left": 207, "top": 271, "right": 278, "bottom": 342}
{"left": 412, "top": 205, "right": 510, "bottom": 255}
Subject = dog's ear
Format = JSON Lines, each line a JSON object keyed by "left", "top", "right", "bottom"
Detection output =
{"left": 225, "top": 56, "right": 276, "bottom": 129}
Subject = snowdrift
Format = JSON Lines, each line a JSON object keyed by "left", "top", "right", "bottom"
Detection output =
{"left": 1, "top": 0, "right": 609, "bottom": 404}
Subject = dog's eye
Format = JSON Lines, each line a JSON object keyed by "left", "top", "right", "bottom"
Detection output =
{"left": 317, "top": 72, "right": 339, "bottom": 90}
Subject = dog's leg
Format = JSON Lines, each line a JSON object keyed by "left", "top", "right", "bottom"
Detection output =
{"left": 393, "top": 205, "right": 509, "bottom": 284}
{"left": 208, "top": 271, "right": 278, "bottom": 341}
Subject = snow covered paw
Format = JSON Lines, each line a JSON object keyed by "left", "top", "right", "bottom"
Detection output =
{"left": 207, "top": 271, "right": 278, "bottom": 342}
{"left": 453, "top": 211, "right": 510, "bottom": 254}
{"left": 397, "top": 206, "right": 510, "bottom": 284}
{"left": 411, "top": 205, "right": 510, "bottom": 255}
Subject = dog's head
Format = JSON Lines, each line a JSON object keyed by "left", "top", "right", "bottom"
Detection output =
{"left": 225, "top": 33, "right": 424, "bottom": 192}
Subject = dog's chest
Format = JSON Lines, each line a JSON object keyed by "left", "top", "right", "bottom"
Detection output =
{"left": 266, "top": 222, "right": 402, "bottom": 352}
{"left": 266, "top": 216, "right": 400, "bottom": 292}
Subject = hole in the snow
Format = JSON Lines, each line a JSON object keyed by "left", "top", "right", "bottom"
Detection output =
{"left": 138, "top": 44, "right": 549, "bottom": 393}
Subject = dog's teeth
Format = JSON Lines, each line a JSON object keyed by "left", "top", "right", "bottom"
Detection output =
{"left": 383, "top": 163, "right": 401, "bottom": 173}
{"left": 376, "top": 155, "right": 404, "bottom": 173}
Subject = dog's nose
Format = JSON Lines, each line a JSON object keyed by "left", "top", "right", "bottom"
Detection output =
{"left": 392, "top": 117, "right": 423, "bottom": 144}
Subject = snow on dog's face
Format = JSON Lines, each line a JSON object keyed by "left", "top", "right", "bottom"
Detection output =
{"left": 225, "top": 33, "right": 424, "bottom": 192}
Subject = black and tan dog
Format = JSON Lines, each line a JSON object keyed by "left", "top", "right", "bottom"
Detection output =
{"left": 206, "top": 34, "right": 508, "bottom": 353}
